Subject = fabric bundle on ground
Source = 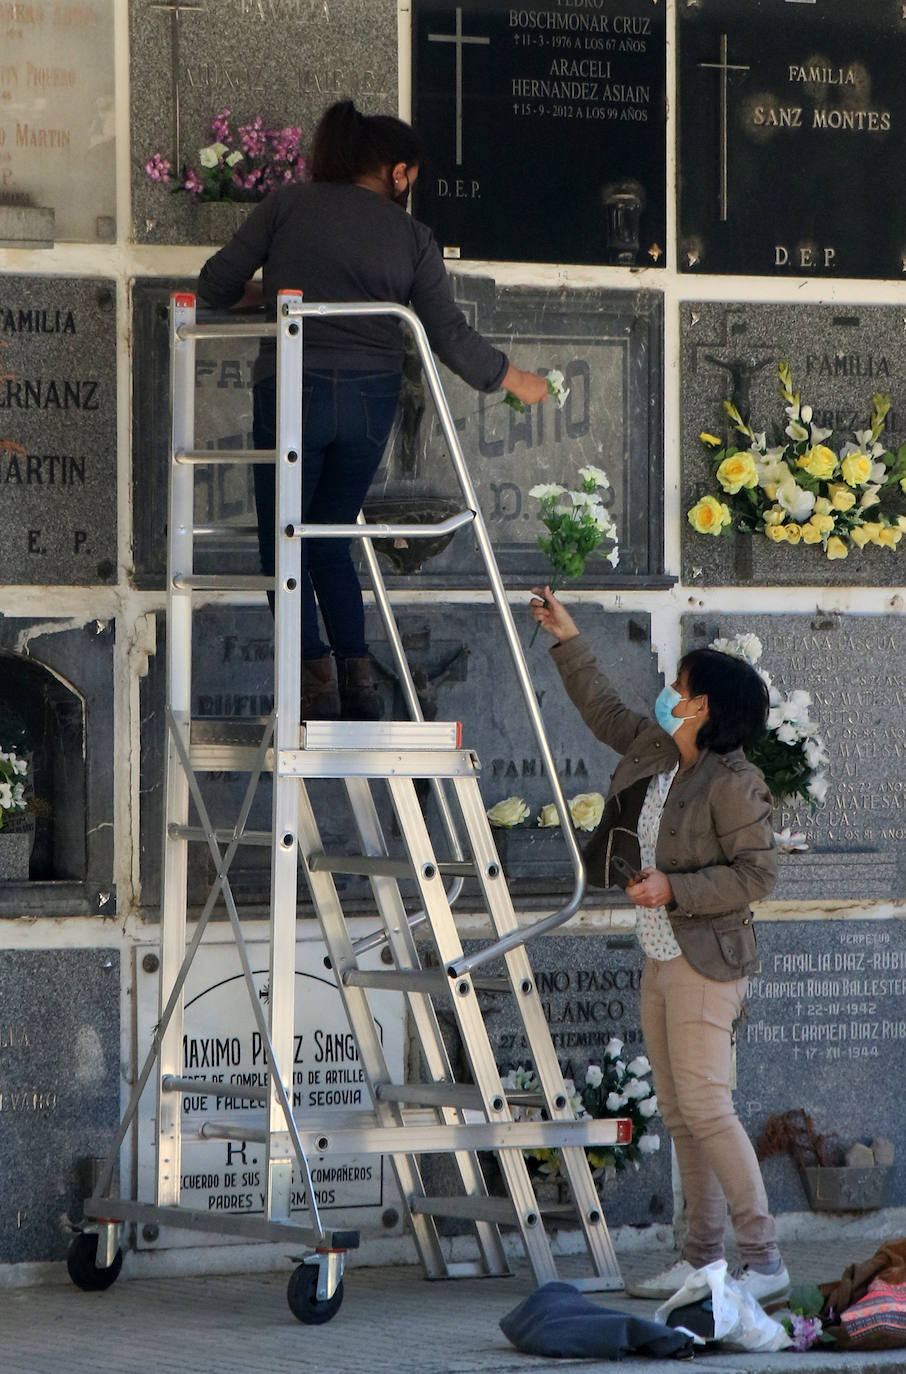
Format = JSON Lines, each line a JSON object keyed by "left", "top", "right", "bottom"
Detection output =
{"left": 500, "top": 1281, "right": 695, "bottom": 1360}
{"left": 820, "top": 1238, "right": 906, "bottom": 1350}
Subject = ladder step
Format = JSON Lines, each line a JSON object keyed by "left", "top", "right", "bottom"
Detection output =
{"left": 279, "top": 747, "right": 479, "bottom": 779}
{"left": 162, "top": 1075, "right": 268, "bottom": 1102}
{"left": 199, "top": 1122, "right": 268, "bottom": 1143}
{"left": 342, "top": 969, "right": 511, "bottom": 995}
{"left": 376, "top": 1083, "right": 494, "bottom": 1111}
{"left": 411, "top": 1195, "right": 519, "bottom": 1225}
{"left": 308, "top": 853, "right": 477, "bottom": 879}
{"left": 169, "top": 825, "right": 273, "bottom": 847}
{"left": 173, "top": 574, "right": 274, "bottom": 592}
{"left": 175, "top": 448, "right": 274, "bottom": 465}
{"left": 302, "top": 720, "right": 462, "bottom": 750}
{"left": 296, "top": 1118, "right": 629, "bottom": 1156}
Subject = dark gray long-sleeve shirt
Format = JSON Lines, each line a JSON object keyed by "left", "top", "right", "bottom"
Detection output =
{"left": 197, "top": 181, "right": 508, "bottom": 390}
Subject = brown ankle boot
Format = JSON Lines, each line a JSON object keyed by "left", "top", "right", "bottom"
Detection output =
{"left": 302, "top": 656, "right": 340, "bottom": 720}
{"left": 336, "top": 656, "right": 383, "bottom": 720}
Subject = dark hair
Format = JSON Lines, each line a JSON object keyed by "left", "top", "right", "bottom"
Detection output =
{"left": 678, "top": 648, "right": 769, "bottom": 754}
{"left": 309, "top": 99, "right": 423, "bottom": 183}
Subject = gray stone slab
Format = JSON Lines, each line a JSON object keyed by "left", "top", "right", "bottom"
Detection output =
{"left": 139, "top": 604, "right": 662, "bottom": 911}
{"left": 739, "top": 919, "right": 906, "bottom": 1214}
{"left": 130, "top": 0, "right": 397, "bottom": 246}
{"left": 131, "top": 277, "right": 667, "bottom": 589}
{"left": 0, "top": 949, "right": 120, "bottom": 1262}
{"left": 0, "top": 2, "right": 116, "bottom": 243}
{"left": 0, "top": 616, "right": 115, "bottom": 918}
{"left": 681, "top": 301, "right": 906, "bottom": 585}
{"left": 0, "top": 278, "right": 118, "bottom": 585}
{"left": 461, "top": 934, "right": 672, "bottom": 1230}
{"left": 683, "top": 612, "right": 906, "bottom": 898}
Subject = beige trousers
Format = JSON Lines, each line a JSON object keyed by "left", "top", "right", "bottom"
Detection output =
{"left": 640, "top": 954, "right": 780, "bottom": 1269}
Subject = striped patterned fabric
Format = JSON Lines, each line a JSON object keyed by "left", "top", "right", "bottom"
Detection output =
{"left": 841, "top": 1278, "right": 906, "bottom": 1349}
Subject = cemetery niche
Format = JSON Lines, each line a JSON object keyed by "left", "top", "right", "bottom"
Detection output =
{"left": 139, "top": 605, "right": 663, "bottom": 913}
{"left": 682, "top": 301, "right": 906, "bottom": 587}
{"left": 130, "top": 0, "right": 398, "bottom": 246}
{"left": 132, "top": 277, "right": 667, "bottom": 590}
{"left": 678, "top": 0, "right": 906, "bottom": 279}
{"left": 413, "top": 0, "right": 667, "bottom": 266}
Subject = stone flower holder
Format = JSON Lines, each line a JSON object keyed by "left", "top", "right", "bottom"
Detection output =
{"left": 0, "top": 813, "right": 35, "bottom": 880}
{"left": 800, "top": 1164, "right": 893, "bottom": 1212}
{"left": 0, "top": 205, "right": 54, "bottom": 248}
{"left": 196, "top": 200, "right": 256, "bottom": 244}
{"left": 491, "top": 825, "right": 574, "bottom": 882}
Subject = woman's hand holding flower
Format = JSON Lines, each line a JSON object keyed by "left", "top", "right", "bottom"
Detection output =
{"left": 529, "top": 586, "right": 579, "bottom": 642}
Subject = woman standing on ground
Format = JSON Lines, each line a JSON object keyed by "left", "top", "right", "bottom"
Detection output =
{"left": 197, "top": 100, "right": 548, "bottom": 720}
{"left": 530, "top": 586, "right": 790, "bottom": 1307}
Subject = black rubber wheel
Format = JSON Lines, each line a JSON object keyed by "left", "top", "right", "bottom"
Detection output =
{"left": 66, "top": 1232, "right": 123, "bottom": 1292}
{"left": 286, "top": 1262, "right": 344, "bottom": 1324}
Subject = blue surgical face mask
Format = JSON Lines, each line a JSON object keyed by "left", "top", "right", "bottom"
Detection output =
{"left": 654, "top": 684, "right": 687, "bottom": 736}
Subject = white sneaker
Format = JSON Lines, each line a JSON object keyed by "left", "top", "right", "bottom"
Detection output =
{"left": 624, "top": 1258, "right": 697, "bottom": 1300}
{"left": 730, "top": 1262, "right": 791, "bottom": 1306}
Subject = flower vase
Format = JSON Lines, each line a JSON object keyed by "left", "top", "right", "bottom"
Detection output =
{"left": 800, "top": 1164, "right": 893, "bottom": 1212}
{"left": 197, "top": 201, "right": 256, "bottom": 244}
{"left": 0, "top": 814, "right": 35, "bottom": 880}
{"left": 492, "top": 826, "right": 575, "bottom": 883}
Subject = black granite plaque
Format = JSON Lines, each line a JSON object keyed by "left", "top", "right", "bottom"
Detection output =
{"left": 684, "top": 612, "right": 906, "bottom": 898}
{"left": 739, "top": 919, "right": 906, "bottom": 1213}
{"left": 681, "top": 301, "right": 906, "bottom": 586}
{"left": 678, "top": 0, "right": 906, "bottom": 278}
{"left": 132, "top": 277, "right": 667, "bottom": 590}
{"left": 130, "top": 0, "right": 397, "bottom": 246}
{"left": 0, "top": 949, "right": 120, "bottom": 1262}
{"left": 413, "top": 0, "right": 667, "bottom": 267}
{"left": 0, "top": 278, "right": 117, "bottom": 585}
{"left": 139, "top": 604, "right": 662, "bottom": 912}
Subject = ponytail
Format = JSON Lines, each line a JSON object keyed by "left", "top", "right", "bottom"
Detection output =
{"left": 310, "top": 99, "right": 423, "bottom": 183}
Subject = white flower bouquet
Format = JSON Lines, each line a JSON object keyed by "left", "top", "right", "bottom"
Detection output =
{"left": 709, "top": 632, "right": 828, "bottom": 809}
{"left": 688, "top": 362, "right": 906, "bottom": 560}
{"left": 0, "top": 749, "right": 28, "bottom": 831}
{"left": 486, "top": 792, "right": 605, "bottom": 832}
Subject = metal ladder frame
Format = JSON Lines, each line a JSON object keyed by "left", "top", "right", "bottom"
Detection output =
{"left": 81, "top": 289, "right": 627, "bottom": 1300}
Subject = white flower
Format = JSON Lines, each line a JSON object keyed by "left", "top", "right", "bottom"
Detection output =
{"left": 709, "top": 633, "right": 763, "bottom": 665}
{"left": 638, "top": 1133, "right": 661, "bottom": 1154}
{"left": 0, "top": 783, "right": 11, "bottom": 809}
{"left": 807, "top": 772, "right": 829, "bottom": 805}
{"left": 784, "top": 689, "right": 813, "bottom": 721}
{"left": 528, "top": 482, "right": 566, "bottom": 502}
{"left": 776, "top": 721, "right": 800, "bottom": 746}
{"left": 774, "top": 828, "right": 809, "bottom": 853}
{"left": 639, "top": 1096, "right": 659, "bottom": 1118}
{"left": 859, "top": 486, "right": 881, "bottom": 510}
{"left": 592, "top": 507, "right": 616, "bottom": 534}
{"left": 546, "top": 370, "right": 570, "bottom": 408}
{"left": 800, "top": 404, "right": 813, "bottom": 423}
{"left": 199, "top": 141, "right": 228, "bottom": 167}
{"left": 604, "top": 1038, "right": 624, "bottom": 1059}
{"left": 810, "top": 423, "right": 833, "bottom": 443}
{"left": 804, "top": 737, "right": 828, "bottom": 769}
{"left": 766, "top": 705, "right": 785, "bottom": 730}
{"left": 585, "top": 1064, "right": 603, "bottom": 1088}
{"left": 606, "top": 1091, "right": 628, "bottom": 1111}
{"left": 486, "top": 796, "right": 529, "bottom": 828}
{"left": 785, "top": 419, "right": 809, "bottom": 442}
{"left": 577, "top": 464, "right": 610, "bottom": 489}
{"left": 624, "top": 1078, "right": 652, "bottom": 1100}
{"left": 225, "top": 150, "right": 244, "bottom": 167}
{"left": 626, "top": 1055, "right": 651, "bottom": 1077}
{"left": 870, "top": 460, "right": 887, "bottom": 484}
{"left": 777, "top": 476, "right": 816, "bottom": 522}
{"left": 570, "top": 489, "right": 602, "bottom": 509}
{"left": 606, "top": 546, "right": 620, "bottom": 568}
{"left": 568, "top": 792, "right": 604, "bottom": 832}
{"left": 755, "top": 454, "right": 791, "bottom": 489}
{"left": 536, "top": 803, "right": 560, "bottom": 828}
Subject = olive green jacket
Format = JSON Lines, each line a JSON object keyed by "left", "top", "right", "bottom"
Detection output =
{"left": 550, "top": 635, "right": 777, "bottom": 981}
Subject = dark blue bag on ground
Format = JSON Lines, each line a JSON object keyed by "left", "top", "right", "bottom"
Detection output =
{"left": 500, "top": 1282, "right": 696, "bottom": 1360}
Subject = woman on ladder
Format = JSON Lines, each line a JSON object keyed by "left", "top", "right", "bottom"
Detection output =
{"left": 198, "top": 99, "right": 548, "bottom": 720}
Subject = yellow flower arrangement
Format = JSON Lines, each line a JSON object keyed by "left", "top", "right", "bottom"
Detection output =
{"left": 688, "top": 362, "right": 906, "bottom": 560}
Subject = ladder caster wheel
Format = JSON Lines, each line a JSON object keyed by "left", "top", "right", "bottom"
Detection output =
{"left": 66, "top": 1233, "right": 123, "bottom": 1292}
{"left": 287, "top": 1263, "right": 344, "bottom": 1324}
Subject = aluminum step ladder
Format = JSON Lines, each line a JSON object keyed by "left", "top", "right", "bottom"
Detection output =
{"left": 75, "top": 290, "right": 627, "bottom": 1321}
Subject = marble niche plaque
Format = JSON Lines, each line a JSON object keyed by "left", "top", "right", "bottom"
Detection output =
{"left": 134, "top": 934, "right": 404, "bottom": 1248}
{"left": 131, "top": 277, "right": 667, "bottom": 590}
{"left": 678, "top": 0, "right": 906, "bottom": 278}
{"left": 0, "top": 1, "right": 115, "bottom": 244}
{"left": 413, "top": 0, "right": 667, "bottom": 266}
{"left": 0, "top": 949, "right": 120, "bottom": 1263}
{"left": 139, "top": 604, "right": 662, "bottom": 912}
{"left": 684, "top": 613, "right": 905, "bottom": 900}
{"left": 461, "top": 934, "right": 672, "bottom": 1229}
{"left": 0, "top": 278, "right": 118, "bottom": 585}
{"left": 130, "top": 0, "right": 397, "bottom": 246}
{"left": 682, "top": 301, "right": 906, "bottom": 587}
{"left": 738, "top": 919, "right": 906, "bottom": 1213}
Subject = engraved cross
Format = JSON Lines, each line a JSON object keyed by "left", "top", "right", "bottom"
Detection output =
{"left": 428, "top": 6, "right": 489, "bottom": 165}
{"left": 149, "top": 0, "right": 205, "bottom": 169}
{"left": 698, "top": 34, "right": 749, "bottom": 222}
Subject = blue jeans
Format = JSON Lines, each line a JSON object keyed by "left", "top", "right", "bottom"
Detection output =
{"left": 253, "top": 369, "right": 401, "bottom": 660}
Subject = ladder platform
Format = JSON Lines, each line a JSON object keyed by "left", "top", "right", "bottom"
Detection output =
{"left": 302, "top": 720, "right": 462, "bottom": 750}
{"left": 294, "top": 1118, "right": 631, "bottom": 1155}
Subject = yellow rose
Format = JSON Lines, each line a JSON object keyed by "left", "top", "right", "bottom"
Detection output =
{"left": 862, "top": 521, "right": 884, "bottom": 544}
{"left": 826, "top": 536, "right": 848, "bottom": 559}
{"left": 486, "top": 796, "right": 529, "bottom": 828}
{"left": 840, "top": 451, "right": 872, "bottom": 487}
{"left": 897, "top": 516, "right": 906, "bottom": 532}
{"left": 900, "top": 475, "right": 906, "bottom": 497}
{"left": 716, "top": 452, "right": 758, "bottom": 494}
{"left": 537, "top": 803, "right": 560, "bottom": 828}
{"left": 849, "top": 525, "right": 872, "bottom": 548}
{"left": 797, "top": 444, "right": 838, "bottom": 480}
{"left": 764, "top": 483, "right": 778, "bottom": 501}
{"left": 814, "top": 497, "right": 832, "bottom": 516}
{"left": 699, "top": 432, "right": 723, "bottom": 447}
{"left": 784, "top": 522, "right": 803, "bottom": 544}
{"left": 828, "top": 482, "right": 857, "bottom": 512}
{"left": 763, "top": 505, "right": 787, "bottom": 526}
{"left": 811, "top": 513, "right": 835, "bottom": 534}
{"left": 569, "top": 792, "right": 605, "bottom": 832}
{"left": 801, "top": 522, "right": 823, "bottom": 543}
{"left": 878, "top": 526, "right": 902, "bottom": 548}
{"left": 766, "top": 523, "right": 788, "bottom": 543}
{"left": 688, "top": 495, "right": 732, "bottom": 535}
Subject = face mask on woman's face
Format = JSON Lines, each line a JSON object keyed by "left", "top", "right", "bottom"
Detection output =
{"left": 654, "top": 684, "right": 690, "bottom": 736}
